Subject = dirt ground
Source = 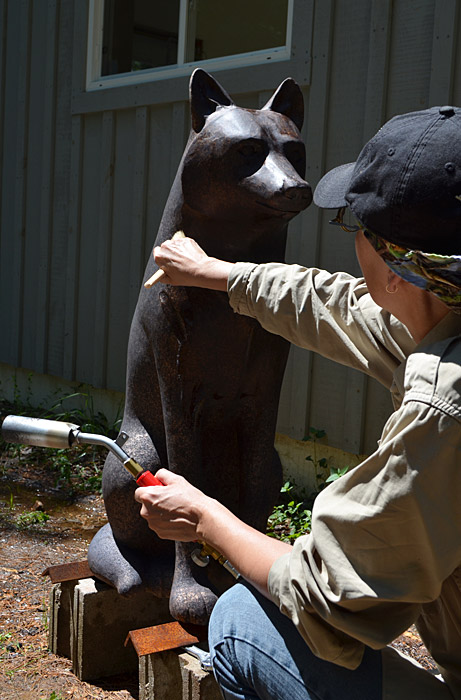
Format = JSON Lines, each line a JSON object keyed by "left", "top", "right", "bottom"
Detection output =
{"left": 0, "top": 452, "right": 438, "bottom": 700}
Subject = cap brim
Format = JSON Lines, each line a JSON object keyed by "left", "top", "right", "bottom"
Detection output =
{"left": 313, "top": 162, "right": 356, "bottom": 209}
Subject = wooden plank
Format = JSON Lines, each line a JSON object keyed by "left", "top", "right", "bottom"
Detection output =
{"left": 21, "top": 0, "right": 47, "bottom": 371}
{"left": 453, "top": 10, "right": 461, "bottom": 105}
{"left": 74, "top": 113, "right": 102, "bottom": 386}
{"left": 429, "top": 0, "right": 458, "bottom": 105}
{"left": 63, "top": 114, "right": 83, "bottom": 381}
{"left": 363, "top": 0, "right": 392, "bottom": 137}
{"left": 0, "top": 0, "right": 7, "bottom": 255}
{"left": 10, "top": 0, "right": 32, "bottom": 366}
{"left": 67, "top": 1, "right": 97, "bottom": 386}
{"left": 47, "top": 0, "right": 75, "bottom": 377}
{"left": 385, "top": 0, "right": 435, "bottom": 115}
{"left": 35, "top": 0, "right": 59, "bottom": 373}
{"left": 93, "top": 110, "right": 115, "bottom": 388}
{"left": 71, "top": 0, "right": 88, "bottom": 97}
{"left": 129, "top": 106, "right": 149, "bottom": 312}
{"left": 143, "top": 105, "right": 178, "bottom": 264}
{"left": 0, "top": 0, "right": 8, "bottom": 363}
{"left": 106, "top": 108, "right": 136, "bottom": 390}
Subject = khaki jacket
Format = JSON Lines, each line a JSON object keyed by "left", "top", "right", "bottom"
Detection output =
{"left": 228, "top": 262, "right": 461, "bottom": 700}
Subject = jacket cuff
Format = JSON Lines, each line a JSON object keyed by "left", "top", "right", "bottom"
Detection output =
{"left": 227, "top": 262, "right": 259, "bottom": 315}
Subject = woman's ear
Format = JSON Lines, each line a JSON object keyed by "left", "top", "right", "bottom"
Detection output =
{"left": 386, "top": 270, "right": 402, "bottom": 294}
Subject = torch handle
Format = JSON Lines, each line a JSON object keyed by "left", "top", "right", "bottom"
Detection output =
{"left": 136, "top": 470, "right": 163, "bottom": 487}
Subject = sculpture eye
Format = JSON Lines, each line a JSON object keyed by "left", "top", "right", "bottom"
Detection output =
{"left": 237, "top": 140, "right": 265, "bottom": 158}
{"left": 284, "top": 141, "right": 306, "bottom": 175}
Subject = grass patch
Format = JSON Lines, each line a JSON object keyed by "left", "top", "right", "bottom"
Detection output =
{"left": 267, "top": 480, "right": 313, "bottom": 543}
{"left": 0, "top": 378, "right": 122, "bottom": 495}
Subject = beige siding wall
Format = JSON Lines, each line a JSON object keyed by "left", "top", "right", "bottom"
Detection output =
{"left": 1, "top": 0, "right": 460, "bottom": 455}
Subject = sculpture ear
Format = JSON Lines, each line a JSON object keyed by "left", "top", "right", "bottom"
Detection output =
{"left": 262, "top": 78, "right": 304, "bottom": 131}
{"left": 189, "top": 69, "right": 234, "bottom": 132}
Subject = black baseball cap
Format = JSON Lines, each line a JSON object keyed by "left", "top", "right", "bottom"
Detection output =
{"left": 313, "top": 106, "right": 461, "bottom": 254}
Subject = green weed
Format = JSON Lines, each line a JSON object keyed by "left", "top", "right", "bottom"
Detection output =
{"left": 15, "top": 510, "right": 50, "bottom": 528}
{"left": 325, "top": 465, "right": 350, "bottom": 483}
{"left": 267, "top": 481, "right": 313, "bottom": 543}
{"left": 0, "top": 379, "right": 123, "bottom": 494}
{"left": 303, "top": 426, "right": 330, "bottom": 488}
{"left": 0, "top": 632, "right": 12, "bottom": 648}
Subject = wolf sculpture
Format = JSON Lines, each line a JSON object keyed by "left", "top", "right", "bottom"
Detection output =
{"left": 88, "top": 69, "right": 312, "bottom": 625}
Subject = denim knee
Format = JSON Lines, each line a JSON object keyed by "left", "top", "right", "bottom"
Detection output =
{"left": 209, "top": 584, "right": 243, "bottom": 650}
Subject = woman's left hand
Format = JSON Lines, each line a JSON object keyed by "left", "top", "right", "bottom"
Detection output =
{"left": 134, "top": 468, "right": 210, "bottom": 541}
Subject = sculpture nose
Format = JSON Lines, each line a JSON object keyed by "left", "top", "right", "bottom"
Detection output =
{"left": 263, "top": 152, "right": 312, "bottom": 209}
{"left": 284, "top": 185, "right": 312, "bottom": 207}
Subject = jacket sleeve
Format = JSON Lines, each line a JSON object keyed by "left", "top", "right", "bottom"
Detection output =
{"left": 267, "top": 398, "right": 461, "bottom": 669}
{"left": 227, "top": 262, "right": 415, "bottom": 388}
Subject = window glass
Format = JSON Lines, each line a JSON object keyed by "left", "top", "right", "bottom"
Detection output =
{"left": 101, "top": 0, "right": 289, "bottom": 77}
{"left": 102, "top": 0, "right": 181, "bottom": 75}
{"left": 193, "top": 0, "right": 288, "bottom": 62}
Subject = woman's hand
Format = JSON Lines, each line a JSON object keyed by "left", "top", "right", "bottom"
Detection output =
{"left": 153, "top": 236, "right": 233, "bottom": 290}
{"left": 134, "top": 468, "right": 292, "bottom": 596}
{"left": 134, "top": 468, "right": 210, "bottom": 541}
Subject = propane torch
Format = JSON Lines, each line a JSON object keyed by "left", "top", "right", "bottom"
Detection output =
{"left": 1, "top": 414, "right": 239, "bottom": 578}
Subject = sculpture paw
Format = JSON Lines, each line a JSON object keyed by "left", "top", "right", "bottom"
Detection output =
{"left": 168, "top": 579, "right": 218, "bottom": 625}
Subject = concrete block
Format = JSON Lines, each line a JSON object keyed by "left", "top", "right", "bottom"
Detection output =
{"left": 179, "top": 652, "right": 221, "bottom": 700}
{"left": 48, "top": 580, "right": 79, "bottom": 658}
{"left": 71, "top": 578, "right": 173, "bottom": 681}
{"left": 139, "top": 650, "right": 221, "bottom": 700}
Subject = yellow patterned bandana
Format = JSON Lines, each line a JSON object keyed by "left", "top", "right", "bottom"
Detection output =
{"left": 364, "top": 230, "right": 461, "bottom": 313}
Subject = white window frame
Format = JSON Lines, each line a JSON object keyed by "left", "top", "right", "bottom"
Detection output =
{"left": 86, "top": 0, "right": 294, "bottom": 91}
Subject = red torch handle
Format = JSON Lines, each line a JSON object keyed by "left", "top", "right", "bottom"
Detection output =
{"left": 136, "top": 470, "right": 163, "bottom": 487}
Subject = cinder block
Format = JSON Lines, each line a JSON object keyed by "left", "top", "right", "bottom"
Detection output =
{"left": 71, "top": 578, "right": 173, "bottom": 681}
{"left": 179, "top": 652, "right": 221, "bottom": 700}
{"left": 49, "top": 580, "right": 79, "bottom": 658}
{"left": 139, "top": 650, "right": 221, "bottom": 700}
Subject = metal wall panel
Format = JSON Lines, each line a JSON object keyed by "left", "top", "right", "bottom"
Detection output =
{"left": 2, "top": 0, "right": 461, "bottom": 454}
{"left": 48, "top": 0, "right": 74, "bottom": 378}
{"left": 0, "top": 0, "right": 31, "bottom": 367}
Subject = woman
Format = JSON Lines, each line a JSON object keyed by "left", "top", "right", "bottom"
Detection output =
{"left": 135, "top": 106, "right": 461, "bottom": 699}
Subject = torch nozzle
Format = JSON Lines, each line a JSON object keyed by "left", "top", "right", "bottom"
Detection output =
{"left": 1, "top": 416, "right": 138, "bottom": 469}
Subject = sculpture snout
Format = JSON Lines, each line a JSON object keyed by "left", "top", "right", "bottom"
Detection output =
{"left": 284, "top": 184, "right": 313, "bottom": 208}
{"left": 255, "top": 151, "right": 312, "bottom": 213}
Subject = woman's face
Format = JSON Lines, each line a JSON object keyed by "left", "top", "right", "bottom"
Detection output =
{"left": 355, "top": 230, "right": 393, "bottom": 309}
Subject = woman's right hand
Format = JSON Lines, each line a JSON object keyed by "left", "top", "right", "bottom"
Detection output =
{"left": 153, "top": 236, "right": 233, "bottom": 291}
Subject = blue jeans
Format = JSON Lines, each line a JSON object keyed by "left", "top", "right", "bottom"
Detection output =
{"left": 208, "top": 583, "right": 382, "bottom": 700}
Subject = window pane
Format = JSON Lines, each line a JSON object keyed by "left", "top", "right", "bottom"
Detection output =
{"left": 192, "top": 0, "right": 288, "bottom": 62}
{"left": 102, "top": 0, "right": 180, "bottom": 76}
{"left": 100, "top": 0, "right": 289, "bottom": 77}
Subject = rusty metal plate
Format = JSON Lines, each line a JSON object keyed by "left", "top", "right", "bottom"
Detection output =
{"left": 125, "top": 621, "right": 207, "bottom": 657}
{"left": 42, "top": 560, "right": 94, "bottom": 583}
